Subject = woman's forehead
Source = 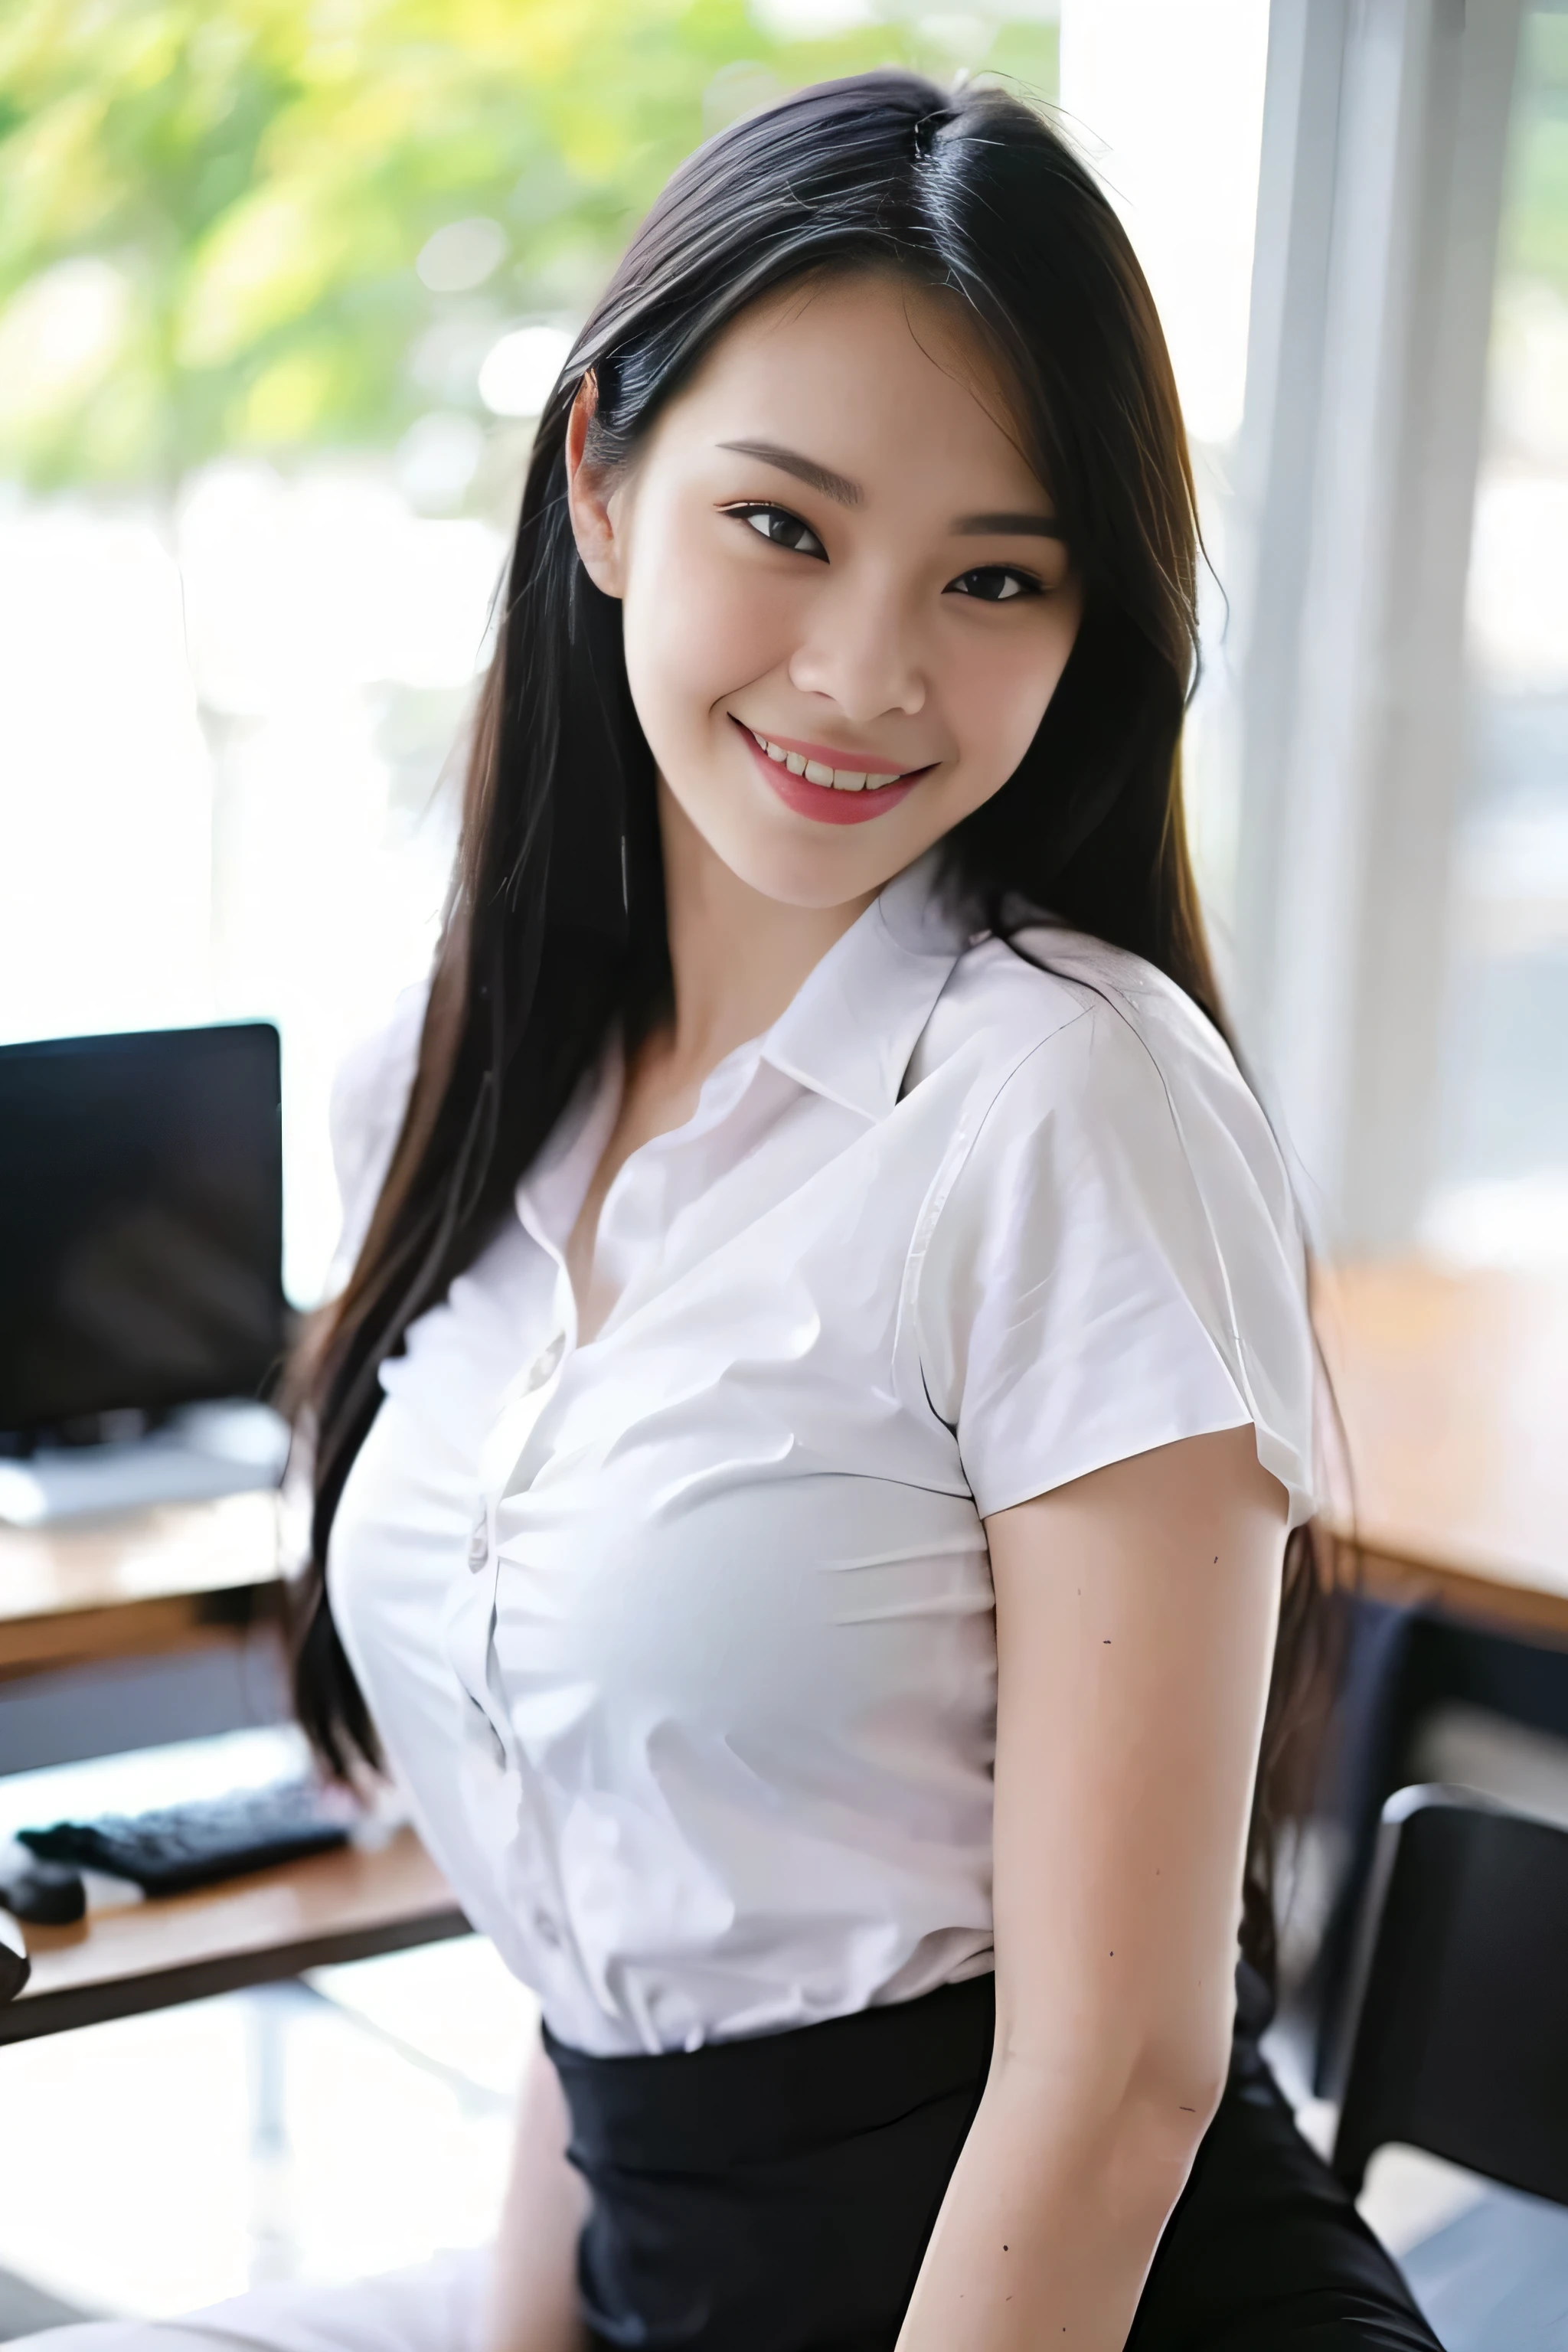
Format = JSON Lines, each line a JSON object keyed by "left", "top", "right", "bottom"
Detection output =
{"left": 655, "top": 273, "right": 1043, "bottom": 509}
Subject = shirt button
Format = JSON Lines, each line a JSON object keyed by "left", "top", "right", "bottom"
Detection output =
{"left": 531, "top": 1332, "right": 565, "bottom": 1386}
{"left": 468, "top": 1517, "right": 488, "bottom": 1572}
{"left": 533, "top": 1908, "right": 561, "bottom": 1948}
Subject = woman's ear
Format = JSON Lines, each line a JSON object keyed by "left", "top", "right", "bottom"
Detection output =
{"left": 564, "top": 373, "right": 625, "bottom": 598}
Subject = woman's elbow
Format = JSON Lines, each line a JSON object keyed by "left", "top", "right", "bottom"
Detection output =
{"left": 1114, "top": 2016, "right": 1231, "bottom": 2200}
{"left": 995, "top": 2002, "right": 1231, "bottom": 2199}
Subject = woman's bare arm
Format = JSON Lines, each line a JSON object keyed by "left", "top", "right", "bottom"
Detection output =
{"left": 896, "top": 1424, "right": 1286, "bottom": 2351}
{"left": 482, "top": 2040, "right": 590, "bottom": 2352}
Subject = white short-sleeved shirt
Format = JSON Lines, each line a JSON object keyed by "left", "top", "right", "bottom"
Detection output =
{"left": 328, "top": 851, "right": 1314, "bottom": 2056}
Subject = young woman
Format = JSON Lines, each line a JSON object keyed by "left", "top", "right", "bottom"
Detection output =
{"left": 31, "top": 70, "right": 1440, "bottom": 2352}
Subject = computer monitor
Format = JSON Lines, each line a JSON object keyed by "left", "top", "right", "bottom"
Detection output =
{"left": 0, "top": 1024, "right": 285, "bottom": 1439}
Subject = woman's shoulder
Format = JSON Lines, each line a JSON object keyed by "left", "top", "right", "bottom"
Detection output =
{"left": 918, "top": 920, "right": 1269, "bottom": 1157}
{"left": 912, "top": 923, "right": 1315, "bottom": 1527}
{"left": 326, "top": 978, "right": 430, "bottom": 1289}
{"left": 949, "top": 921, "right": 1299, "bottom": 1254}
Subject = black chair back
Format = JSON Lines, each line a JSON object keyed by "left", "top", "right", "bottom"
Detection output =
{"left": 1332, "top": 1786, "right": 1568, "bottom": 2204}
{"left": 0, "top": 1908, "right": 25, "bottom": 2002}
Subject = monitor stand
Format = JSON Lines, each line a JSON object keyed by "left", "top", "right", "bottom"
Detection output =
{"left": 0, "top": 1402, "right": 292, "bottom": 1527}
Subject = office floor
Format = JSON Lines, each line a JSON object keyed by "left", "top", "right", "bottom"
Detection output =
{"left": 0, "top": 1933, "right": 1563, "bottom": 2348}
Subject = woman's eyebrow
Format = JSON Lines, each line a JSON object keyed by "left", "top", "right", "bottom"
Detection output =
{"left": 715, "top": 446, "right": 1063, "bottom": 541}
{"left": 717, "top": 439, "right": 862, "bottom": 507}
{"left": 953, "top": 511, "right": 1065, "bottom": 537}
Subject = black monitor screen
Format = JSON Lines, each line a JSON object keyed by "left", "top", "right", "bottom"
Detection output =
{"left": 0, "top": 1024, "right": 284, "bottom": 1435}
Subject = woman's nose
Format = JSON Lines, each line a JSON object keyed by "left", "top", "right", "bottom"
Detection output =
{"left": 787, "top": 570, "right": 926, "bottom": 722}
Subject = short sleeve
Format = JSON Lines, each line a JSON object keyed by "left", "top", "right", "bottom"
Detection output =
{"left": 914, "top": 980, "right": 1315, "bottom": 1528}
{"left": 325, "top": 982, "right": 429, "bottom": 1295}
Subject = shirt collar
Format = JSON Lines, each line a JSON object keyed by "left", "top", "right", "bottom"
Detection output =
{"left": 517, "top": 850, "right": 975, "bottom": 1256}
{"left": 759, "top": 848, "right": 973, "bottom": 1122}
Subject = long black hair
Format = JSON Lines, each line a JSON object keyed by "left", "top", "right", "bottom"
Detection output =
{"left": 293, "top": 69, "right": 1332, "bottom": 1991}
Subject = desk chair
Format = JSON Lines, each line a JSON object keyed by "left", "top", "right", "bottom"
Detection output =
{"left": 1331, "top": 1785, "right": 1568, "bottom": 2204}
{"left": 1311, "top": 1598, "right": 1568, "bottom": 2093}
{"left": 0, "top": 1909, "right": 25, "bottom": 2002}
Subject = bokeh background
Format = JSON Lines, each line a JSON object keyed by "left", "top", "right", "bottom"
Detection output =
{"left": 1442, "top": 2, "right": 1568, "bottom": 1259}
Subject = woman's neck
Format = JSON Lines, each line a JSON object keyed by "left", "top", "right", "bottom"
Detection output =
{"left": 652, "top": 776, "right": 877, "bottom": 1091}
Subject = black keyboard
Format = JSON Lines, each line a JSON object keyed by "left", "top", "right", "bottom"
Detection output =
{"left": 18, "top": 1779, "right": 354, "bottom": 1896}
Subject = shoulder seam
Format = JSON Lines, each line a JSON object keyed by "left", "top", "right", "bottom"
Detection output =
{"left": 904, "top": 975, "right": 1292, "bottom": 1452}
{"left": 1002, "top": 948, "right": 1270, "bottom": 1429}
{"left": 897, "top": 1004, "right": 1095, "bottom": 1436}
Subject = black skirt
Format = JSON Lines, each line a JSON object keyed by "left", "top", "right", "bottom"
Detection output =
{"left": 544, "top": 1971, "right": 1444, "bottom": 2351}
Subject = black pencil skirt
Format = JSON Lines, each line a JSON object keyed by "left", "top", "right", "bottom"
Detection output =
{"left": 545, "top": 1971, "right": 1444, "bottom": 2351}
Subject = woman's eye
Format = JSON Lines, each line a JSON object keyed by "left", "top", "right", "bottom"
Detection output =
{"left": 947, "top": 566, "right": 1041, "bottom": 603}
{"left": 728, "top": 505, "right": 827, "bottom": 560}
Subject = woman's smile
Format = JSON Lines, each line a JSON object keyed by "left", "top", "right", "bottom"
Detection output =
{"left": 730, "top": 714, "right": 931, "bottom": 825}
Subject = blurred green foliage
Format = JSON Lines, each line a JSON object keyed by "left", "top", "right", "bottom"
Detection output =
{"left": 1501, "top": 8, "right": 1568, "bottom": 295}
{"left": 0, "top": 0, "right": 1058, "bottom": 486}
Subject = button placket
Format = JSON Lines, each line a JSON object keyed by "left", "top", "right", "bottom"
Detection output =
{"left": 466, "top": 1510, "right": 489, "bottom": 1576}
{"left": 452, "top": 1298, "right": 574, "bottom": 1778}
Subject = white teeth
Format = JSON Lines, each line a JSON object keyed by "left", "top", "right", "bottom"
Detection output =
{"left": 747, "top": 727, "right": 906, "bottom": 792}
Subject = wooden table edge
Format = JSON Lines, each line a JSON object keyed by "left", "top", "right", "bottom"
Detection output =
{"left": 0, "top": 1581, "right": 285, "bottom": 1681}
{"left": 0, "top": 1897, "right": 472, "bottom": 2045}
{"left": 1341, "top": 1529, "right": 1568, "bottom": 1646}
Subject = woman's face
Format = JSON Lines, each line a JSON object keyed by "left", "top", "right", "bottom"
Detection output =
{"left": 567, "top": 270, "right": 1083, "bottom": 910}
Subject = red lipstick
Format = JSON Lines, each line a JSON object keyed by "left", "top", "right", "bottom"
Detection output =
{"left": 731, "top": 717, "right": 929, "bottom": 828}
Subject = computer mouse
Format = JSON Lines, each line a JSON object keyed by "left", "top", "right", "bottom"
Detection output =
{"left": 0, "top": 1857, "right": 86, "bottom": 1926}
{"left": 0, "top": 1904, "right": 28, "bottom": 2001}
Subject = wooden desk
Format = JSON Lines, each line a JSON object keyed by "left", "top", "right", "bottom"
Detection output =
{"left": 0, "top": 1490, "right": 282, "bottom": 1681}
{"left": 0, "top": 1826, "right": 469, "bottom": 2044}
{"left": 1316, "top": 1261, "right": 1568, "bottom": 1642}
{"left": 0, "top": 1494, "right": 467, "bottom": 2045}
